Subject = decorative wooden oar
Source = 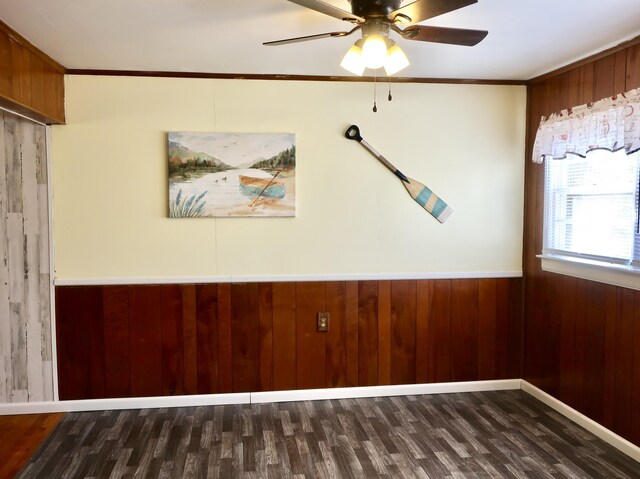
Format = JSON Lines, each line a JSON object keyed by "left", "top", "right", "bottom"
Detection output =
{"left": 345, "top": 125, "right": 453, "bottom": 223}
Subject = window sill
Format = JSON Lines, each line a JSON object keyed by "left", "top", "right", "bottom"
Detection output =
{"left": 538, "top": 254, "right": 640, "bottom": 291}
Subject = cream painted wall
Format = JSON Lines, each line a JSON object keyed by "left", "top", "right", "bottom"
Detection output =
{"left": 51, "top": 75, "right": 526, "bottom": 281}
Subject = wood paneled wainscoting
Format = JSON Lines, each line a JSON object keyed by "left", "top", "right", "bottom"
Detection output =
{"left": 524, "top": 42, "right": 640, "bottom": 447}
{"left": 55, "top": 278, "right": 522, "bottom": 401}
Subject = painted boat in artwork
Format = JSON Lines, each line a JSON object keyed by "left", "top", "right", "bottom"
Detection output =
{"left": 239, "top": 175, "right": 286, "bottom": 199}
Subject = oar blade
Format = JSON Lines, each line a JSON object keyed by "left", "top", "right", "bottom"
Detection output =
{"left": 403, "top": 177, "right": 453, "bottom": 223}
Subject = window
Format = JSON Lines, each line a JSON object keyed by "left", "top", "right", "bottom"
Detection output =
{"left": 541, "top": 149, "right": 640, "bottom": 289}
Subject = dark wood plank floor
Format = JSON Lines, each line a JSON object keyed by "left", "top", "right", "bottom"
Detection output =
{"left": 16, "top": 391, "right": 640, "bottom": 478}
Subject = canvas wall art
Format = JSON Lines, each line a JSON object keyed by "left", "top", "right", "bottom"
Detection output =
{"left": 168, "top": 132, "right": 296, "bottom": 217}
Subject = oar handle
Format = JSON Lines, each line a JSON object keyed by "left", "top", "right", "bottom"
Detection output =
{"left": 345, "top": 125, "right": 409, "bottom": 183}
{"left": 344, "top": 125, "right": 363, "bottom": 142}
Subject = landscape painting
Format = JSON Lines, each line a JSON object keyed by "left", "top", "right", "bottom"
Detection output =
{"left": 168, "top": 132, "right": 296, "bottom": 217}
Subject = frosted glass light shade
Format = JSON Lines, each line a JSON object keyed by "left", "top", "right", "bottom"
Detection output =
{"left": 361, "top": 34, "right": 388, "bottom": 69}
{"left": 340, "top": 44, "right": 365, "bottom": 76}
{"left": 384, "top": 44, "right": 410, "bottom": 75}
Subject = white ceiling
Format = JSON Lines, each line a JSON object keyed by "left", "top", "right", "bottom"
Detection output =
{"left": 2, "top": 0, "right": 640, "bottom": 80}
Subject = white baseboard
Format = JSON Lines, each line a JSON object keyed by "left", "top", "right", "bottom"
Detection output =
{"left": 0, "top": 392, "right": 250, "bottom": 415}
{"left": 521, "top": 380, "right": 640, "bottom": 463}
{"left": 0, "top": 380, "right": 520, "bottom": 415}
{"left": 251, "top": 379, "right": 521, "bottom": 404}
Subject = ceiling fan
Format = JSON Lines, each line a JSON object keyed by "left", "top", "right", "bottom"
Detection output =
{"left": 264, "top": 0, "right": 488, "bottom": 76}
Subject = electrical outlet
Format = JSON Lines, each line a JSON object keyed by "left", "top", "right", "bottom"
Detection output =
{"left": 317, "top": 312, "right": 329, "bottom": 332}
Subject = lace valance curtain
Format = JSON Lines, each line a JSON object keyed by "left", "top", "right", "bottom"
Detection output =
{"left": 532, "top": 87, "right": 640, "bottom": 163}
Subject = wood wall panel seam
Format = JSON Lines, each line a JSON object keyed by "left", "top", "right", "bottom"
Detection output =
{"left": 613, "top": 50, "right": 628, "bottom": 94}
{"left": 430, "top": 280, "right": 451, "bottom": 383}
{"left": 271, "top": 282, "right": 296, "bottom": 391}
{"left": 231, "top": 283, "right": 260, "bottom": 392}
{"left": 358, "top": 281, "right": 378, "bottom": 387}
{"left": 377, "top": 280, "right": 391, "bottom": 386}
{"left": 216, "top": 283, "right": 232, "bottom": 394}
{"left": 325, "top": 281, "right": 346, "bottom": 388}
{"left": 180, "top": 284, "right": 198, "bottom": 395}
{"left": 196, "top": 284, "right": 219, "bottom": 394}
{"left": 449, "top": 279, "right": 479, "bottom": 383}
{"left": 160, "top": 284, "right": 185, "bottom": 396}
{"left": 258, "top": 283, "right": 274, "bottom": 392}
{"left": 389, "top": 280, "right": 417, "bottom": 385}
{"left": 626, "top": 44, "right": 640, "bottom": 90}
{"left": 295, "top": 282, "right": 327, "bottom": 390}
{"left": 345, "top": 281, "right": 359, "bottom": 388}
{"left": 129, "top": 286, "right": 163, "bottom": 397}
{"left": 478, "top": 279, "right": 497, "bottom": 380}
{"left": 415, "top": 280, "right": 430, "bottom": 384}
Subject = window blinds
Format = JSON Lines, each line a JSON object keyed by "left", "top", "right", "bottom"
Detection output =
{"left": 544, "top": 149, "right": 640, "bottom": 265}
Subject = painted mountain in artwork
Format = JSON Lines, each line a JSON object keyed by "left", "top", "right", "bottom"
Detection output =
{"left": 168, "top": 141, "right": 233, "bottom": 171}
{"left": 249, "top": 145, "right": 296, "bottom": 170}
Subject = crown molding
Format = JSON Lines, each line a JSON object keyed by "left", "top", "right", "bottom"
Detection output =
{"left": 65, "top": 69, "right": 526, "bottom": 85}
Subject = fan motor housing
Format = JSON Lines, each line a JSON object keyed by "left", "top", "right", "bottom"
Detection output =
{"left": 349, "top": 0, "right": 402, "bottom": 18}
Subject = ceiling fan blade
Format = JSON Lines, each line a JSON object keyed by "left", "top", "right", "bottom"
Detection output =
{"left": 287, "top": 0, "right": 364, "bottom": 23}
{"left": 403, "top": 25, "right": 488, "bottom": 46}
{"left": 390, "top": 0, "right": 477, "bottom": 24}
{"left": 263, "top": 30, "right": 354, "bottom": 46}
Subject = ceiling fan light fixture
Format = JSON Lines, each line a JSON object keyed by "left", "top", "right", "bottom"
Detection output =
{"left": 384, "top": 43, "right": 409, "bottom": 75}
{"left": 265, "top": 0, "right": 488, "bottom": 80}
{"left": 340, "top": 41, "right": 366, "bottom": 76}
{"left": 361, "top": 34, "right": 388, "bottom": 69}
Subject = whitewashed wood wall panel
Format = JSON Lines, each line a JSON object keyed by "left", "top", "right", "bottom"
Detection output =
{"left": 0, "top": 111, "right": 53, "bottom": 403}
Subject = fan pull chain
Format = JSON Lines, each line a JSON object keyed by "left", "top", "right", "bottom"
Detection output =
{"left": 636, "top": 172, "right": 640, "bottom": 234}
{"left": 388, "top": 78, "right": 392, "bottom": 102}
{"left": 373, "top": 73, "right": 378, "bottom": 113}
